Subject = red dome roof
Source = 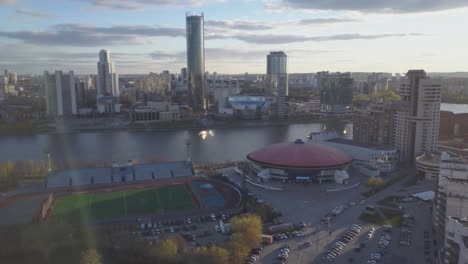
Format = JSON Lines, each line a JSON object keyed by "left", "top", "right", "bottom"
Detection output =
{"left": 247, "top": 140, "right": 352, "bottom": 169}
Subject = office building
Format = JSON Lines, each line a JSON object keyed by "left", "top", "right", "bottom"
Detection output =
{"left": 206, "top": 78, "right": 240, "bottom": 113}
{"left": 96, "top": 49, "right": 120, "bottom": 113}
{"left": 3, "top": 69, "right": 18, "bottom": 96}
{"left": 186, "top": 12, "right": 206, "bottom": 112}
{"left": 319, "top": 72, "right": 354, "bottom": 113}
{"left": 433, "top": 152, "right": 468, "bottom": 263}
{"left": 393, "top": 70, "right": 441, "bottom": 162}
{"left": 266, "top": 51, "right": 288, "bottom": 118}
{"left": 129, "top": 101, "right": 180, "bottom": 123}
{"left": 353, "top": 102, "right": 398, "bottom": 146}
{"left": 44, "top": 70, "right": 77, "bottom": 116}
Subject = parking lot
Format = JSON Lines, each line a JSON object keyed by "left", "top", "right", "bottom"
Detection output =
{"left": 135, "top": 213, "right": 233, "bottom": 248}
{"left": 221, "top": 167, "right": 437, "bottom": 264}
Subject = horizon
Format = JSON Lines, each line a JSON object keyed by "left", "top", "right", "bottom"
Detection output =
{"left": 0, "top": 1, "right": 468, "bottom": 74}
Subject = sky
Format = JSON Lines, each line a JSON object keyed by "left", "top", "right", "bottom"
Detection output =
{"left": 1, "top": 0, "right": 468, "bottom": 75}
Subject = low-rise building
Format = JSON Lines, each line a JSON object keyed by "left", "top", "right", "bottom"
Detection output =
{"left": 415, "top": 152, "right": 441, "bottom": 180}
{"left": 310, "top": 134, "right": 398, "bottom": 173}
{"left": 129, "top": 101, "right": 180, "bottom": 122}
{"left": 219, "top": 96, "right": 270, "bottom": 118}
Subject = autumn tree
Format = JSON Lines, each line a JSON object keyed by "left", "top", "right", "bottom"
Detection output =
{"left": 367, "top": 177, "right": 384, "bottom": 189}
{"left": 184, "top": 246, "right": 229, "bottom": 264}
{"left": 228, "top": 214, "right": 262, "bottom": 263}
{"left": 80, "top": 248, "right": 103, "bottom": 264}
{"left": 149, "top": 239, "right": 178, "bottom": 259}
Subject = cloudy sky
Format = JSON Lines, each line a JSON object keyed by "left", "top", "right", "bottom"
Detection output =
{"left": 1, "top": 0, "right": 468, "bottom": 74}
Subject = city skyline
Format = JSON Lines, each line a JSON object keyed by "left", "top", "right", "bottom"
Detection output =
{"left": 0, "top": 1, "right": 468, "bottom": 74}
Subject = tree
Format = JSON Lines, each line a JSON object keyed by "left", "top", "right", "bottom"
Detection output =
{"left": 184, "top": 246, "right": 229, "bottom": 264}
{"left": 229, "top": 214, "right": 262, "bottom": 263}
{"left": 149, "top": 239, "right": 178, "bottom": 259}
{"left": 80, "top": 248, "right": 103, "bottom": 264}
{"left": 367, "top": 177, "right": 384, "bottom": 189}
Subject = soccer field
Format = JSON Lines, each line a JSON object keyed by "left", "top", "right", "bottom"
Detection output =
{"left": 50, "top": 184, "right": 196, "bottom": 221}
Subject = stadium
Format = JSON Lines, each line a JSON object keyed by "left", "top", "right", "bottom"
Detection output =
{"left": 38, "top": 160, "right": 241, "bottom": 224}
{"left": 247, "top": 139, "right": 352, "bottom": 183}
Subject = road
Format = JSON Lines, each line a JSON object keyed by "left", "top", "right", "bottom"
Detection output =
{"left": 223, "top": 167, "right": 436, "bottom": 264}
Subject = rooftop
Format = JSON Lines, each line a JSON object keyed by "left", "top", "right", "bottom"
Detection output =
{"left": 247, "top": 139, "right": 352, "bottom": 169}
{"left": 449, "top": 217, "right": 468, "bottom": 228}
{"left": 326, "top": 138, "right": 395, "bottom": 151}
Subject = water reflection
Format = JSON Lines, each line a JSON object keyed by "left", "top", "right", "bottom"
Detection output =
{"left": 0, "top": 122, "right": 352, "bottom": 163}
{"left": 198, "top": 130, "right": 215, "bottom": 140}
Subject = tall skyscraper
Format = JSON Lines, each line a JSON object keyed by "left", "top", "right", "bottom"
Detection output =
{"left": 393, "top": 70, "right": 441, "bottom": 162}
{"left": 97, "top": 49, "right": 119, "bottom": 97}
{"left": 44, "top": 70, "right": 77, "bottom": 116}
{"left": 266, "top": 51, "right": 288, "bottom": 96}
{"left": 319, "top": 72, "right": 354, "bottom": 113}
{"left": 266, "top": 51, "right": 288, "bottom": 118}
{"left": 96, "top": 49, "right": 120, "bottom": 113}
{"left": 186, "top": 12, "right": 206, "bottom": 112}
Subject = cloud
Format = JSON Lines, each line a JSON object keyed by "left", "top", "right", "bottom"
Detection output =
{"left": 277, "top": 0, "right": 468, "bottom": 13}
{"left": 205, "top": 17, "right": 359, "bottom": 32}
{"left": 79, "top": 0, "right": 221, "bottom": 10}
{"left": 298, "top": 17, "right": 360, "bottom": 25}
{"left": 0, "top": 24, "right": 185, "bottom": 46}
{"left": 0, "top": 0, "right": 16, "bottom": 5}
{"left": 206, "top": 20, "right": 275, "bottom": 31}
{"left": 208, "top": 32, "right": 424, "bottom": 44}
{"left": 16, "top": 8, "right": 53, "bottom": 18}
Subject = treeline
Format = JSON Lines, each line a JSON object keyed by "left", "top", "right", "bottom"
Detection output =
{"left": 0, "top": 214, "right": 263, "bottom": 264}
{"left": 441, "top": 88, "right": 468, "bottom": 104}
{"left": 353, "top": 89, "right": 401, "bottom": 107}
{"left": 0, "top": 160, "right": 49, "bottom": 191}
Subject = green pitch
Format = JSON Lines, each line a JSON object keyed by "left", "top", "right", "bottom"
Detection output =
{"left": 50, "top": 184, "right": 195, "bottom": 221}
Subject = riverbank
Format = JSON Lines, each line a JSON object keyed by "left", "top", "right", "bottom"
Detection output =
{"left": 0, "top": 115, "right": 351, "bottom": 135}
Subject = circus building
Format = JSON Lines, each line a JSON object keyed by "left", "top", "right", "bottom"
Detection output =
{"left": 247, "top": 139, "right": 352, "bottom": 183}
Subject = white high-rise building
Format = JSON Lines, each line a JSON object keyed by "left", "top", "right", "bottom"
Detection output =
{"left": 44, "top": 70, "right": 77, "bottom": 116}
{"left": 96, "top": 49, "right": 120, "bottom": 113}
{"left": 434, "top": 153, "right": 468, "bottom": 264}
{"left": 392, "top": 70, "right": 441, "bottom": 162}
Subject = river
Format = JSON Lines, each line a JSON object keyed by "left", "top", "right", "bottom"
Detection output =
{"left": 0, "top": 122, "right": 352, "bottom": 163}
{"left": 441, "top": 103, "right": 468, "bottom": 114}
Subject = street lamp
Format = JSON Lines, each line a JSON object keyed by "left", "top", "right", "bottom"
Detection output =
{"left": 47, "top": 152, "right": 52, "bottom": 173}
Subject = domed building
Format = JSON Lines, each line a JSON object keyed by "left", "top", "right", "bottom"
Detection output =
{"left": 247, "top": 139, "right": 352, "bottom": 183}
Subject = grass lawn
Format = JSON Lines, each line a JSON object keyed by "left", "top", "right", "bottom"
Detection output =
{"left": 50, "top": 184, "right": 195, "bottom": 222}
{"left": 359, "top": 207, "right": 403, "bottom": 227}
{"left": 377, "top": 195, "right": 404, "bottom": 207}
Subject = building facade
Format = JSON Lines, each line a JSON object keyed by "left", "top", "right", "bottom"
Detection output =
{"left": 266, "top": 51, "right": 288, "bottom": 118}
{"left": 415, "top": 152, "right": 441, "bottom": 180}
{"left": 393, "top": 70, "right": 441, "bottom": 162}
{"left": 44, "top": 70, "right": 77, "bottom": 117}
{"left": 206, "top": 78, "right": 240, "bottom": 113}
{"left": 444, "top": 217, "right": 468, "bottom": 264}
{"left": 434, "top": 153, "right": 468, "bottom": 263}
{"left": 353, "top": 103, "right": 398, "bottom": 146}
{"left": 186, "top": 13, "right": 206, "bottom": 112}
{"left": 96, "top": 49, "right": 120, "bottom": 113}
{"left": 319, "top": 72, "right": 354, "bottom": 113}
{"left": 129, "top": 101, "right": 180, "bottom": 123}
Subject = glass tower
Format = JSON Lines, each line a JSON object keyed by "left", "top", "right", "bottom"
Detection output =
{"left": 186, "top": 12, "right": 206, "bottom": 111}
{"left": 266, "top": 51, "right": 288, "bottom": 96}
